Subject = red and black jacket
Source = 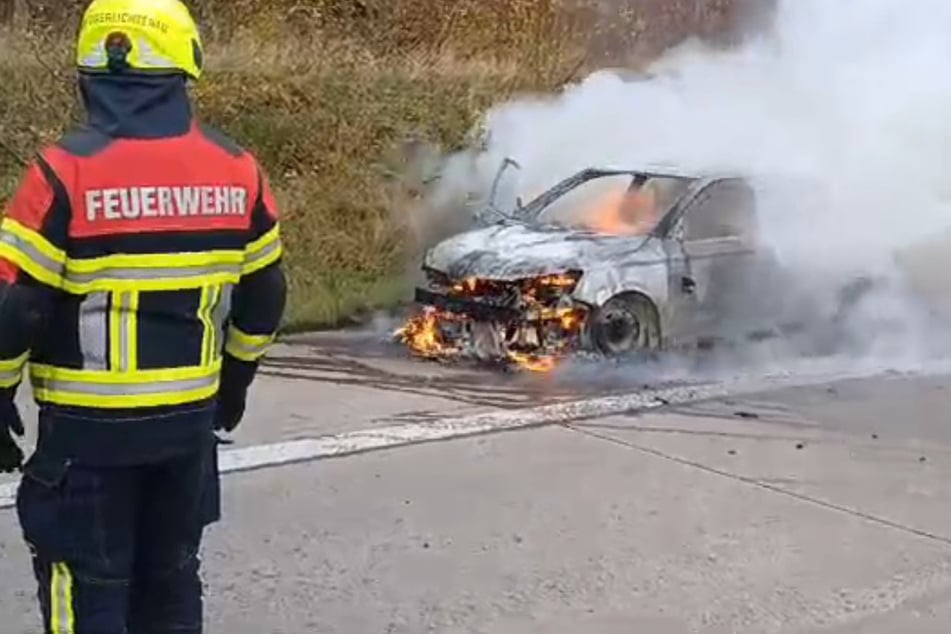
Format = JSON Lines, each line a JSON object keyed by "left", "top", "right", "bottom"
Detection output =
{"left": 0, "top": 73, "right": 287, "bottom": 465}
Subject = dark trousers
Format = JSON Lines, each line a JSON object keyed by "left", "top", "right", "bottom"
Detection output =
{"left": 15, "top": 436, "right": 221, "bottom": 633}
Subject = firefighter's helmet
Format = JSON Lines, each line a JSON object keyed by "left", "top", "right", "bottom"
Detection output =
{"left": 75, "top": 0, "right": 204, "bottom": 80}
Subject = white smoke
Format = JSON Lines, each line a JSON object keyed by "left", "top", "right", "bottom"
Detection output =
{"left": 425, "top": 0, "right": 951, "bottom": 368}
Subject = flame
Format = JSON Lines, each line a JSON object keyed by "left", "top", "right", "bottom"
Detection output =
{"left": 537, "top": 274, "right": 577, "bottom": 288}
{"left": 582, "top": 186, "right": 659, "bottom": 236}
{"left": 394, "top": 306, "right": 458, "bottom": 358}
{"left": 452, "top": 277, "right": 479, "bottom": 293}
{"left": 506, "top": 351, "right": 557, "bottom": 373}
{"left": 396, "top": 273, "right": 587, "bottom": 372}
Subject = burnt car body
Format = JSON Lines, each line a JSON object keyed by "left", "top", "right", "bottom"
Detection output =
{"left": 396, "top": 165, "right": 825, "bottom": 367}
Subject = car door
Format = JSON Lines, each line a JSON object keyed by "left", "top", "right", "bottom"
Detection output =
{"left": 664, "top": 178, "right": 761, "bottom": 344}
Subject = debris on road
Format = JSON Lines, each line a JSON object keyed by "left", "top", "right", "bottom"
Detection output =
{"left": 734, "top": 411, "right": 760, "bottom": 420}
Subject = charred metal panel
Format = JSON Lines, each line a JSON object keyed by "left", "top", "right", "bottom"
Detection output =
{"left": 414, "top": 288, "right": 521, "bottom": 321}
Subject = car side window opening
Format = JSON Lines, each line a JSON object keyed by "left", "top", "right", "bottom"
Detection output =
{"left": 681, "top": 180, "right": 758, "bottom": 242}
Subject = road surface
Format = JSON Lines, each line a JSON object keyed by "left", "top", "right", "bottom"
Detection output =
{"left": 1, "top": 331, "right": 951, "bottom": 633}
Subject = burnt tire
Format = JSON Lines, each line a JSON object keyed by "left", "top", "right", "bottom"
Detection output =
{"left": 588, "top": 292, "right": 661, "bottom": 357}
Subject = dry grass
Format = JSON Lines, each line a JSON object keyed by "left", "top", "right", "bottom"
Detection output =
{"left": 0, "top": 0, "right": 752, "bottom": 329}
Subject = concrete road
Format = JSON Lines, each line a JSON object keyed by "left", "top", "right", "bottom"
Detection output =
{"left": 2, "top": 333, "right": 951, "bottom": 632}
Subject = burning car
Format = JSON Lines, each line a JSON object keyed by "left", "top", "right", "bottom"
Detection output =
{"left": 395, "top": 164, "right": 819, "bottom": 371}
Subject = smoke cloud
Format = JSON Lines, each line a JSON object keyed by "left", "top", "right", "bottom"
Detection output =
{"left": 418, "top": 0, "right": 951, "bottom": 372}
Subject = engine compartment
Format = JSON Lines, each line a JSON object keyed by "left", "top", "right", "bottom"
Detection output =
{"left": 395, "top": 269, "right": 590, "bottom": 371}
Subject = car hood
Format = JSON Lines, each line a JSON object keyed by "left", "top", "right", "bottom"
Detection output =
{"left": 424, "top": 223, "right": 663, "bottom": 280}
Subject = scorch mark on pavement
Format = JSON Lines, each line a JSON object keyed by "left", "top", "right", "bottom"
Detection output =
{"left": 0, "top": 362, "right": 941, "bottom": 510}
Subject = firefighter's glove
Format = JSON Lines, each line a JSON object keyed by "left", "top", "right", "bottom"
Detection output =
{"left": 213, "top": 355, "right": 256, "bottom": 433}
{"left": 0, "top": 390, "right": 24, "bottom": 473}
{"left": 213, "top": 390, "right": 246, "bottom": 433}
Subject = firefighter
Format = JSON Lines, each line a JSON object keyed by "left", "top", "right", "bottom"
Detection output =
{"left": 0, "top": 0, "right": 287, "bottom": 631}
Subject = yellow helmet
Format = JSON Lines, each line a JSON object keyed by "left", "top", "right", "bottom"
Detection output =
{"left": 75, "top": 0, "right": 204, "bottom": 80}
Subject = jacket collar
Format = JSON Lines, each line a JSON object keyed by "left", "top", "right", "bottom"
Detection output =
{"left": 78, "top": 72, "right": 194, "bottom": 139}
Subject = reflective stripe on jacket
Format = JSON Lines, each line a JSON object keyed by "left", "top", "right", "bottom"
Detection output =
{"left": 0, "top": 122, "right": 283, "bottom": 412}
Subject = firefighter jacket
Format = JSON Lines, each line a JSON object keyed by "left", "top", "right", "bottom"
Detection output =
{"left": 0, "top": 73, "right": 286, "bottom": 465}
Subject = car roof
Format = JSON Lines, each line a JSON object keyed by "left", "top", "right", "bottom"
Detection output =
{"left": 577, "top": 166, "right": 748, "bottom": 185}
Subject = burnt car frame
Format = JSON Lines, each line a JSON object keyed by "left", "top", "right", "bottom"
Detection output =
{"left": 399, "top": 163, "right": 819, "bottom": 364}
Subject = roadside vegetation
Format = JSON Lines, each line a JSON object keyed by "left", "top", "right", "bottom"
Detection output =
{"left": 0, "top": 0, "right": 752, "bottom": 330}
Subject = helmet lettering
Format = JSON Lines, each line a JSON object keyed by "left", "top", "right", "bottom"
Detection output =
{"left": 85, "top": 12, "right": 168, "bottom": 34}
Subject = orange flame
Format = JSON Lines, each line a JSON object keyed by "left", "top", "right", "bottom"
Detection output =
{"left": 452, "top": 277, "right": 479, "bottom": 293}
{"left": 395, "top": 307, "right": 458, "bottom": 358}
{"left": 396, "top": 273, "right": 586, "bottom": 372}
{"left": 581, "top": 186, "right": 659, "bottom": 236}
{"left": 506, "top": 351, "right": 558, "bottom": 373}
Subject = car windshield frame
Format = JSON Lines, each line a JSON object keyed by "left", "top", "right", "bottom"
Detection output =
{"left": 512, "top": 168, "right": 697, "bottom": 236}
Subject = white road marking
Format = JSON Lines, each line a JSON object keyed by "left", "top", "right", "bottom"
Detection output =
{"left": 0, "top": 362, "right": 944, "bottom": 510}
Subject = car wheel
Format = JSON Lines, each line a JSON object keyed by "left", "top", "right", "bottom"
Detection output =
{"left": 589, "top": 292, "right": 661, "bottom": 357}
